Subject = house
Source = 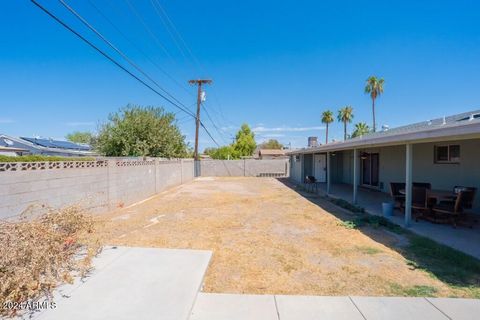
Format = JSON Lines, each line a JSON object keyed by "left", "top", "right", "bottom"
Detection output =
{"left": 288, "top": 110, "right": 480, "bottom": 226}
{"left": 0, "top": 134, "right": 96, "bottom": 157}
{"left": 0, "top": 146, "right": 29, "bottom": 156}
{"left": 258, "top": 149, "right": 287, "bottom": 160}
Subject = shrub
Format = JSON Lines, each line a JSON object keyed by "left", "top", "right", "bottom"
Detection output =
{"left": 0, "top": 206, "right": 100, "bottom": 317}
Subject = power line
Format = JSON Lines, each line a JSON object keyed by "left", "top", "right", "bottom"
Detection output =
{"left": 201, "top": 102, "right": 229, "bottom": 145}
{"left": 87, "top": 0, "right": 193, "bottom": 97}
{"left": 150, "top": 0, "right": 204, "bottom": 74}
{"left": 30, "top": 0, "right": 195, "bottom": 118}
{"left": 123, "top": 0, "right": 174, "bottom": 61}
{"left": 59, "top": 0, "right": 193, "bottom": 115}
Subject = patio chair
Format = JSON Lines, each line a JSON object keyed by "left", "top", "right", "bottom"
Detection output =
{"left": 413, "top": 182, "right": 432, "bottom": 190}
{"left": 304, "top": 175, "right": 320, "bottom": 193}
{"left": 389, "top": 182, "right": 405, "bottom": 210}
{"left": 412, "top": 186, "right": 430, "bottom": 222}
{"left": 432, "top": 190, "right": 475, "bottom": 228}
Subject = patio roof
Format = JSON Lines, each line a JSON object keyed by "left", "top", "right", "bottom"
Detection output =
{"left": 288, "top": 109, "right": 480, "bottom": 154}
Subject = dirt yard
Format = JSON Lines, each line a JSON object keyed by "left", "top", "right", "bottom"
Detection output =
{"left": 94, "top": 177, "right": 475, "bottom": 297}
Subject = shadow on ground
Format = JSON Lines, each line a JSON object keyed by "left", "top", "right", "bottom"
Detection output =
{"left": 277, "top": 178, "right": 480, "bottom": 297}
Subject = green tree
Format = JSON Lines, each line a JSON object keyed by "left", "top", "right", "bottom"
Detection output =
{"left": 321, "top": 110, "right": 334, "bottom": 144}
{"left": 233, "top": 123, "right": 256, "bottom": 157}
{"left": 210, "top": 145, "right": 239, "bottom": 160}
{"left": 337, "top": 106, "right": 354, "bottom": 140}
{"left": 351, "top": 122, "right": 371, "bottom": 138}
{"left": 96, "top": 105, "right": 188, "bottom": 158}
{"left": 364, "top": 76, "right": 385, "bottom": 132}
{"left": 260, "top": 139, "right": 283, "bottom": 149}
{"left": 65, "top": 131, "right": 94, "bottom": 144}
{"left": 203, "top": 147, "right": 217, "bottom": 155}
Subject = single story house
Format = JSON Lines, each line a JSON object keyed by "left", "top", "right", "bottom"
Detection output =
{"left": 0, "top": 134, "right": 96, "bottom": 157}
{"left": 0, "top": 146, "right": 29, "bottom": 156}
{"left": 288, "top": 110, "right": 480, "bottom": 226}
{"left": 257, "top": 149, "right": 287, "bottom": 160}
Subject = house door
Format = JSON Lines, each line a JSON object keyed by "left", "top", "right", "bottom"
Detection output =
{"left": 313, "top": 154, "right": 326, "bottom": 182}
{"left": 361, "top": 153, "right": 379, "bottom": 187}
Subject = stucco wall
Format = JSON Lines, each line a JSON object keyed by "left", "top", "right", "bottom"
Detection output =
{"left": 199, "top": 159, "right": 289, "bottom": 177}
{"left": 0, "top": 159, "right": 194, "bottom": 219}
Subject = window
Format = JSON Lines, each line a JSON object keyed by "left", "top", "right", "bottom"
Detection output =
{"left": 434, "top": 145, "right": 460, "bottom": 163}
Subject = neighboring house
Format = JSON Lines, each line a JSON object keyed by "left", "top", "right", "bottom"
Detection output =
{"left": 0, "top": 146, "right": 29, "bottom": 156}
{"left": 257, "top": 149, "right": 287, "bottom": 160}
{"left": 0, "top": 134, "right": 96, "bottom": 157}
{"left": 288, "top": 110, "right": 480, "bottom": 223}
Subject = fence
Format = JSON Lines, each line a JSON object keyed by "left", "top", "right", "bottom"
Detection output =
{"left": 0, "top": 158, "right": 194, "bottom": 219}
{"left": 198, "top": 159, "right": 290, "bottom": 177}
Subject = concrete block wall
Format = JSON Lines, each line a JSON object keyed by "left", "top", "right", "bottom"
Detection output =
{"left": 0, "top": 158, "right": 194, "bottom": 219}
{"left": 199, "top": 159, "right": 289, "bottom": 177}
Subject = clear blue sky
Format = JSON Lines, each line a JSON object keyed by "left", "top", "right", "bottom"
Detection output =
{"left": 1, "top": 0, "right": 479, "bottom": 150}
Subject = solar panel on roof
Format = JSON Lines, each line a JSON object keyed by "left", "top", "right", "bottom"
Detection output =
{"left": 20, "top": 137, "right": 91, "bottom": 151}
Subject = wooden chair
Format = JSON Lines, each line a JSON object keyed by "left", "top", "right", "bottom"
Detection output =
{"left": 412, "top": 186, "right": 428, "bottom": 221}
{"left": 413, "top": 182, "right": 432, "bottom": 190}
{"left": 432, "top": 190, "right": 474, "bottom": 228}
{"left": 389, "top": 182, "right": 405, "bottom": 210}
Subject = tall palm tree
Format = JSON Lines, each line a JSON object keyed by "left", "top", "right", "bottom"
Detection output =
{"left": 337, "top": 106, "right": 354, "bottom": 140}
{"left": 364, "top": 76, "right": 385, "bottom": 132}
{"left": 321, "top": 110, "right": 334, "bottom": 144}
{"left": 351, "top": 122, "right": 370, "bottom": 138}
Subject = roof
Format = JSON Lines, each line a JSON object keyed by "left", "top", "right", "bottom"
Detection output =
{"left": 20, "top": 137, "right": 91, "bottom": 151}
{"left": 259, "top": 149, "right": 287, "bottom": 156}
{"left": 0, "top": 146, "right": 28, "bottom": 152}
{"left": 0, "top": 134, "right": 96, "bottom": 156}
{"left": 288, "top": 109, "right": 480, "bottom": 155}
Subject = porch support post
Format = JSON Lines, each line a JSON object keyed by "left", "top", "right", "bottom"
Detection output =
{"left": 353, "top": 149, "right": 359, "bottom": 204}
{"left": 326, "top": 152, "right": 331, "bottom": 194}
{"left": 405, "top": 143, "right": 413, "bottom": 227}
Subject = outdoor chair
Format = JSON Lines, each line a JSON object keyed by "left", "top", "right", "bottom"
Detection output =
{"left": 304, "top": 175, "right": 320, "bottom": 193}
{"left": 413, "top": 182, "right": 432, "bottom": 190}
{"left": 442, "top": 186, "right": 477, "bottom": 209}
{"left": 411, "top": 186, "right": 429, "bottom": 221}
{"left": 432, "top": 190, "right": 475, "bottom": 228}
{"left": 389, "top": 182, "right": 405, "bottom": 210}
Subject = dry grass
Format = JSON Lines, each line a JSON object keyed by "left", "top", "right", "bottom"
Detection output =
{"left": 95, "top": 177, "right": 480, "bottom": 297}
{"left": 0, "top": 206, "right": 100, "bottom": 317}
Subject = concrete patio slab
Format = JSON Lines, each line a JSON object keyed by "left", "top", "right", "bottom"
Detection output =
{"left": 34, "top": 246, "right": 212, "bottom": 320}
{"left": 427, "top": 298, "right": 480, "bottom": 320}
{"left": 189, "top": 293, "right": 278, "bottom": 320}
{"left": 275, "top": 295, "right": 364, "bottom": 320}
{"left": 351, "top": 297, "right": 449, "bottom": 320}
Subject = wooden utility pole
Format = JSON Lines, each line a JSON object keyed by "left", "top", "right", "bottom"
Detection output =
{"left": 188, "top": 79, "right": 212, "bottom": 160}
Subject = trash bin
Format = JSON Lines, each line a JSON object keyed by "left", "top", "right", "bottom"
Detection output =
{"left": 382, "top": 202, "right": 394, "bottom": 217}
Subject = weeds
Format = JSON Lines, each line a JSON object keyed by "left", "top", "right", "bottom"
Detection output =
{"left": 0, "top": 206, "right": 100, "bottom": 318}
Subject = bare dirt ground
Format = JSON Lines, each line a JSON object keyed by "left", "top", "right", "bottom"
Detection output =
{"left": 94, "top": 177, "right": 464, "bottom": 296}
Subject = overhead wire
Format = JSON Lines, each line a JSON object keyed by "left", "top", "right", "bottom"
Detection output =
{"left": 30, "top": 0, "right": 195, "bottom": 118}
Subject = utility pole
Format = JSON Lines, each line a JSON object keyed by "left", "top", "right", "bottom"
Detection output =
{"left": 188, "top": 79, "right": 212, "bottom": 161}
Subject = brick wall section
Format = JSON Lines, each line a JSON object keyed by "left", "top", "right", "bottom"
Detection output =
{"left": 0, "top": 159, "right": 194, "bottom": 219}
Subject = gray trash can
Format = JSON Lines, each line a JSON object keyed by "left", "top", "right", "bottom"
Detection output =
{"left": 382, "top": 202, "right": 394, "bottom": 217}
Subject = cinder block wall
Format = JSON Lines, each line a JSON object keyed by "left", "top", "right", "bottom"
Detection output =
{"left": 0, "top": 159, "right": 194, "bottom": 219}
{"left": 199, "top": 159, "right": 289, "bottom": 177}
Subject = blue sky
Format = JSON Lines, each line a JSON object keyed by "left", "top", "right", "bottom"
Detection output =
{"left": 1, "top": 0, "right": 479, "bottom": 150}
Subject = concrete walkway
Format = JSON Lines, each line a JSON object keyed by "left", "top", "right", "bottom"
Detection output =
{"left": 190, "top": 293, "right": 480, "bottom": 320}
{"left": 29, "top": 246, "right": 212, "bottom": 320}
{"left": 24, "top": 246, "right": 479, "bottom": 320}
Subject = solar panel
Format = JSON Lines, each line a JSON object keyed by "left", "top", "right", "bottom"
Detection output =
{"left": 20, "top": 137, "right": 91, "bottom": 151}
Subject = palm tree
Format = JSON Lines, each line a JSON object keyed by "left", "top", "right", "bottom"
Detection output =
{"left": 364, "top": 76, "right": 385, "bottom": 132}
{"left": 351, "top": 122, "right": 370, "bottom": 138}
{"left": 321, "top": 110, "right": 334, "bottom": 144}
{"left": 337, "top": 106, "right": 354, "bottom": 140}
